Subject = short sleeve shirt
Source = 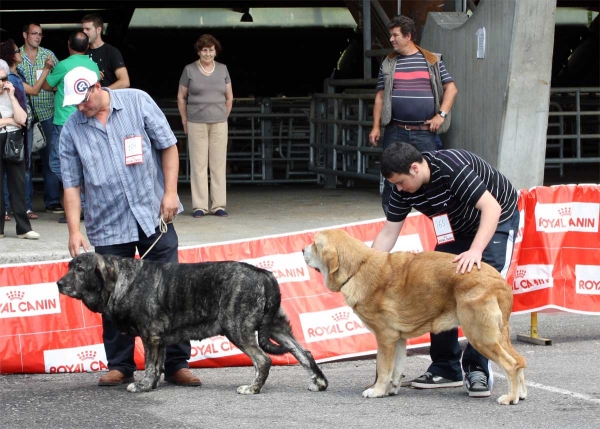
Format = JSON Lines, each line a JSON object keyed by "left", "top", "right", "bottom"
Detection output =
{"left": 59, "top": 88, "right": 182, "bottom": 246}
{"left": 87, "top": 43, "right": 126, "bottom": 87}
{"left": 387, "top": 150, "right": 517, "bottom": 235}
{"left": 45, "top": 54, "right": 100, "bottom": 125}
{"left": 179, "top": 61, "right": 231, "bottom": 123}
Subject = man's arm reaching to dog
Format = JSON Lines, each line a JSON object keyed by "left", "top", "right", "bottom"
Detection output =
{"left": 453, "top": 191, "right": 501, "bottom": 274}
{"left": 64, "top": 186, "right": 89, "bottom": 257}
{"left": 372, "top": 220, "right": 404, "bottom": 252}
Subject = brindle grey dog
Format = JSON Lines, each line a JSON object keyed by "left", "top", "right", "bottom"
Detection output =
{"left": 57, "top": 252, "right": 328, "bottom": 394}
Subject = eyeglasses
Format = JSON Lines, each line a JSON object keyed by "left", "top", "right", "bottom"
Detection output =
{"left": 28, "top": 32, "right": 43, "bottom": 37}
{"left": 0, "top": 76, "right": 8, "bottom": 82}
{"left": 14, "top": 48, "right": 21, "bottom": 54}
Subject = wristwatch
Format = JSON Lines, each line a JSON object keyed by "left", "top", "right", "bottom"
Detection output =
{"left": 438, "top": 110, "right": 447, "bottom": 119}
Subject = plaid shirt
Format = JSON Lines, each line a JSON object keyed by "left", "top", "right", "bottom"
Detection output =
{"left": 17, "top": 46, "right": 59, "bottom": 122}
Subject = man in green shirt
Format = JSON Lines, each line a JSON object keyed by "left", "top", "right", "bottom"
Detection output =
{"left": 43, "top": 30, "right": 99, "bottom": 223}
{"left": 43, "top": 30, "right": 99, "bottom": 183}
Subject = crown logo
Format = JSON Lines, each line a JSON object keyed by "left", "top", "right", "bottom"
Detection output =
{"left": 515, "top": 269, "right": 526, "bottom": 279}
{"left": 6, "top": 291, "right": 25, "bottom": 300}
{"left": 257, "top": 260, "right": 274, "bottom": 270}
{"left": 77, "top": 350, "right": 97, "bottom": 361}
{"left": 558, "top": 207, "right": 571, "bottom": 217}
{"left": 332, "top": 311, "right": 350, "bottom": 322}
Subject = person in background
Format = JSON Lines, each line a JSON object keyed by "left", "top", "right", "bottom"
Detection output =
{"left": 18, "top": 22, "right": 64, "bottom": 217}
{"left": 0, "top": 38, "right": 42, "bottom": 221}
{"left": 59, "top": 67, "right": 200, "bottom": 387}
{"left": 0, "top": 59, "right": 39, "bottom": 240}
{"left": 81, "top": 13, "right": 130, "bottom": 89}
{"left": 177, "top": 34, "right": 233, "bottom": 218}
{"left": 369, "top": 15, "right": 458, "bottom": 215}
{"left": 42, "top": 31, "right": 99, "bottom": 224}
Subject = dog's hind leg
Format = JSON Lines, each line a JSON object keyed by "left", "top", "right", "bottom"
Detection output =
{"left": 270, "top": 312, "right": 328, "bottom": 392}
{"left": 389, "top": 338, "right": 407, "bottom": 396}
{"left": 468, "top": 339, "right": 520, "bottom": 405}
{"left": 233, "top": 341, "right": 272, "bottom": 395}
{"left": 500, "top": 323, "right": 527, "bottom": 400}
{"left": 127, "top": 338, "right": 165, "bottom": 393}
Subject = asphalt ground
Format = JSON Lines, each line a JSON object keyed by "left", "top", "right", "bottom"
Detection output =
{"left": 1, "top": 312, "right": 599, "bottom": 429}
{"left": 1, "top": 184, "right": 599, "bottom": 428}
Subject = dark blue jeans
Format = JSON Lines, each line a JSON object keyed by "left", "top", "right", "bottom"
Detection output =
{"left": 38, "top": 118, "right": 62, "bottom": 208}
{"left": 94, "top": 223, "right": 191, "bottom": 377}
{"left": 427, "top": 210, "right": 521, "bottom": 381}
{"left": 380, "top": 125, "right": 437, "bottom": 215}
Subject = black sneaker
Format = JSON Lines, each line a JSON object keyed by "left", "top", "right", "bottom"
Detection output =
{"left": 46, "top": 203, "right": 65, "bottom": 214}
{"left": 411, "top": 372, "right": 463, "bottom": 389}
{"left": 465, "top": 366, "right": 491, "bottom": 397}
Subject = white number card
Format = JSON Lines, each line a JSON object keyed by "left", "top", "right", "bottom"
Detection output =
{"left": 432, "top": 214, "right": 455, "bottom": 244}
{"left": 123, "top": 136, "right": 144, "bottom": 165}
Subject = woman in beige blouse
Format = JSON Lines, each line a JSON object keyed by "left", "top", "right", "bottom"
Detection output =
{"left": 177, "top": 34, "right": 233, "bottom": 218}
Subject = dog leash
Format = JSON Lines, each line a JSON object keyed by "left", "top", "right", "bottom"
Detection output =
{"left": 140, "top": 215, "right": 175, "bottom": 260}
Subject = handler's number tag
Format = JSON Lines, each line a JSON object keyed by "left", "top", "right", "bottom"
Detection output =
{"left": 432, "top": 214, "right": 455, "bottom": 244}
{"left": 124, "top": 136, "right": 144, "bottom": 165}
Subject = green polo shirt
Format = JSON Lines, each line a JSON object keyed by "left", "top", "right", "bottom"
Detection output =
{"left": 46, "top": 54, "right": 100, "bottom": 125}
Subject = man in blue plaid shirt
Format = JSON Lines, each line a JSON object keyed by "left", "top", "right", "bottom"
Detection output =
{"left": 17, "top": 22, "right": 63, "bottom": 214}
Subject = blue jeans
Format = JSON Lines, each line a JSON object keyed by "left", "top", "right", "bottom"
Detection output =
{"left": 39, "top": 118, "right": 62, "bottom": 207}
{"left": 380, "top": 125, "right": 437, "bottom": 215}
{"left": 49, "top": 124, "right": 63, "bottom": 183}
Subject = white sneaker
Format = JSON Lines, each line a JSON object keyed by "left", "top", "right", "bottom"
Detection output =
{"left": 17, "top": 231, "right": 40, "bottom": 240}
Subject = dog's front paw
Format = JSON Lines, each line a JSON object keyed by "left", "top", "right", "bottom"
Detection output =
{"left": 127, "top": 382, "right": 151, "bottom": 393}
{"left": 497, "top": 394, "right": 519, "bottom": 405}
{"left": 237, "top": 384, "right": 261, "bottom": 395}
{"left": 362, "top": 387, "right": 387, "bottom": 398}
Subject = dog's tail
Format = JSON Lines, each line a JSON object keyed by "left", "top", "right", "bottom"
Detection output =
{"left": 257, "top": 272, "right": 291, "bottom": 355}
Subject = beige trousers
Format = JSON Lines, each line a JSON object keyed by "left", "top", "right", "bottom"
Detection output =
{"left": 187, "top": 121, "right": 228, "bottom": 213}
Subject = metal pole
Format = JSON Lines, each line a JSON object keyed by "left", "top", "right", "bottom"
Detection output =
{"left": 397, "top": 0, "right": 401, "bottom": 15}
{"left": 363, "top": 0, "right": 372, "bottom": 80}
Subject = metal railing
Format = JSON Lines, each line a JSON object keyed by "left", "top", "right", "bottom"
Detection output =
{"left": 309, "top": 78, "right": 380, "bottom": 188}
{"left": 545, "top": 87, "right": 600, "bottom": 171}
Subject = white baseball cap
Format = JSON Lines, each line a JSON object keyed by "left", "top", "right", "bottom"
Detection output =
{"left": 63, "top": 67, "right": 98, "bottom": 107}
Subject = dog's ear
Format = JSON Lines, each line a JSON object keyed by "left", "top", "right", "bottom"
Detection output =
{"left": 94, "top": 254, "right": 116, "bottom": 292}
{"left": 323, "top": 245, "right": 339, "bottom": 275}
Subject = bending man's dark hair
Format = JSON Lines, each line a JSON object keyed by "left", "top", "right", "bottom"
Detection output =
{"left": 387, "top": 15, "right": 417, "bottom": 41}
{"left": 68, "top": 31, "right": 89, "bottom": 53}
{"left": 380, "top": 143, "right": 424, "bottom": 178}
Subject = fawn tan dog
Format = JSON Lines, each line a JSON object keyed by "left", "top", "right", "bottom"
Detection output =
{"left": 302, "top": 229, "right": 527, "bottom": 405}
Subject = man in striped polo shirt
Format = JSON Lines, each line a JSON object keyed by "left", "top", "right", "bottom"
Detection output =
{"left": 372, "top": 142, "right": 520, "bottom": 399}
{"left": 370, "top": 15, "right": 458, "bottom": 215}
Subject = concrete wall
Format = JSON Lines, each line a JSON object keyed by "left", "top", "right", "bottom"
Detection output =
{"left": 420, "top": 0, "right": 557, "bottom": 190}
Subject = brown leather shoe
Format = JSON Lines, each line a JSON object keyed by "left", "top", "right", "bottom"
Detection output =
{"left": 98, "top": 370, "right": 135, "bottom": 386}
{"left": 164, "top": 368, "right": 202, "bottom": 386}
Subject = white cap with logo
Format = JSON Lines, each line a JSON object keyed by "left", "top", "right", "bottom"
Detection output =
{"left": 62, "top": 67, "right": 98, "bottom": 107}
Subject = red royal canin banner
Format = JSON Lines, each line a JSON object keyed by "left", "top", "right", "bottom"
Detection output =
{"left": 0, "top": 185, "right": 598, "bottom": 374}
